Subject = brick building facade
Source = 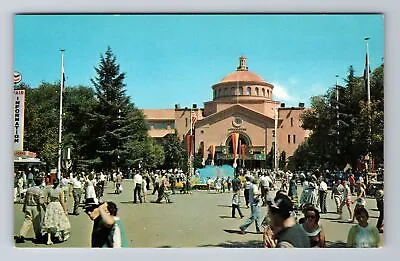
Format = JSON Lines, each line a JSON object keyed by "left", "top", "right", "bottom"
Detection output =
{"left": 143, "top": 56, "right": 310, "bottom": 169}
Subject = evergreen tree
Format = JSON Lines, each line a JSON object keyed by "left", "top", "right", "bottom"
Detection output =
{"left": 161, "top": 132, "right": 185, "bottom": 170}
{"left": 85, "top": 47, "right": 149, "bottom": 170}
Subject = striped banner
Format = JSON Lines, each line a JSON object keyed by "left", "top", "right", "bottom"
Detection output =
{"left": 191, "top": 110, "right": 197, "bottom": 129}
{"left": 231, "top": 132, "right": 239, "bottom": 168}
{"left": 186, "top": 135, "right": 193, "bottom": 158}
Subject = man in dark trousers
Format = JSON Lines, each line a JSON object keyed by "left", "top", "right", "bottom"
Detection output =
{"left": 133, "top": 172, "right": 143, "bottom": 204}
{"left": 232, "top": 174, "right": 242, "bottom": 193}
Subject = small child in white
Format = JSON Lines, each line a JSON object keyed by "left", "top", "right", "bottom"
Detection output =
{"left": 232, "top": 191, "right": 244, "bottom": 218}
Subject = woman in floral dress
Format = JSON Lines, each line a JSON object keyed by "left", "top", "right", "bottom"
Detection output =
{"left": 42, "top": 178, "right": 71, "bottom": 245}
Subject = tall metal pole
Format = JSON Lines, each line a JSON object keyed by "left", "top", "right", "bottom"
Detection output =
{"left": 365, "top": 37, "right": 372, "bottom": 174}
{"left": 57, "top": 49, "right": 65, "bottom": 180}
{"left": 274, "top": 106, "right": 278, "bottom": 172}
{"left": 117, "top": 109, "right": 121, "bottom": 173}
{"left": 189, "top": 107, "right": 193, "bottom": 176}
{"left": 365, "top": 37, "right": 371, "bottom": 105}
{"left": 336, "top": 75, "right": 340, "bottom": 156}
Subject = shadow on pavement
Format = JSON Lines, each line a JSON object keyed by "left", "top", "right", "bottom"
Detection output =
{"left": 199, "top": 239, "right": 263, "bottom": 248}
{"left": 219, "top": 215, "right": 235, "bottom": 219}
{"left": 120, "top": 201, "right": 134, "bottom": 204}
{"left": 14, "top": 235, "right": 47, "bottom": 245}
{"left": 217, "top": 204, "right": 232, "bottom": 208}
{"left": 223, "top": 229, "right": 262, "bottom": 235}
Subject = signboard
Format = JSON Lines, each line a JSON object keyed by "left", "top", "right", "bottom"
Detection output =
{"left": 254, "top": 154, "right": 266, "bottom": 160}
{"left": 14, "top": 90, "right": 25, "bottom": 151}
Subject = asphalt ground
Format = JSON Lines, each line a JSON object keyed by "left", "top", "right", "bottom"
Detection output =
{"left": 13, "top": 180, "right": 383, "bottom": 248}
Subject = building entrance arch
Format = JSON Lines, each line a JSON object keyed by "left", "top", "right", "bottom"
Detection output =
{"left": 225, "top": 132, "right": 252, "bottom": 154}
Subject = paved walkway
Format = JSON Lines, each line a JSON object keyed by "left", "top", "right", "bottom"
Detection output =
{"left": 13, "top": 180, "right": 383, "bottom": 248}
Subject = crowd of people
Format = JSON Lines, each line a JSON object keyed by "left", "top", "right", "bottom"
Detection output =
{"left": 222, "top": 168, "right": 384, "bottom": 248}
{"left": 14, "top": 166, "right": 384, "bottom": 248}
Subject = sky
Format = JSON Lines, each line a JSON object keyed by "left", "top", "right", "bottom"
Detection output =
{"left": 14, "top": 14, "right": 384, "bottom": 109}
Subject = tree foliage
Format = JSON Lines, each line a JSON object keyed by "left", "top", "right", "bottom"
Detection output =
{"left": 289, "top": 64, "right": 384, "bottom": 171}
{"left": 161, "top": 132, "right": 186, "bottom": 170}
{"left": 19, "top": 47, "right": 169, "bottom": 172}
{"left": 83, "top": 47, "right": 151, "bottom": 170}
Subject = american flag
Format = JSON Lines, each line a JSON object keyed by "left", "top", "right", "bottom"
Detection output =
{"left": 191, "top": 110, "right": 197, "bottom": 129}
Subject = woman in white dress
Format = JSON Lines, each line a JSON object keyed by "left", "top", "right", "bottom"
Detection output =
{"left": 300, "top": 175, "right": 319, "bottom": 210}
{"left": 41, "top": 178, "right": 71, "bottom": 245}
{"left": 85, "top": 173, "right": 97, "bottom": 201}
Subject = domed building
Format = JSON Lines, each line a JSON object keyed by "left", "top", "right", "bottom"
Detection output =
{"left": 143, "top": 56, "right": 310, "bottom": 169}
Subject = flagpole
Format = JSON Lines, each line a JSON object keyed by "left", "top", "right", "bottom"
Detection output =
{"left": 365, "top": 37, "right": 371, "bottom": 105}
{"left": 189, "top": 107, "right": 193, "bottom": 176}
{"left": 274, "top": 106, "right": 278, "bottom": 172}
{"left": 336, "top": 75, "right": 340, "bottom": 156}
{"left": 57, "top": 49, "right": 65, "bottom": 181}
{"left": 364, "top": 37, "right": 372, "bottom": 175}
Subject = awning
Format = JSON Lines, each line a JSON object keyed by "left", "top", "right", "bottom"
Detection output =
{"left": 14, "top": 157, "right": 42, "bottom": 165}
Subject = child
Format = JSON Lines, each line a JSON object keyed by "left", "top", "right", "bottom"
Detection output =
{"left": 231, "top": 191, "right": 244, "bottom": 218}
{"left": 106, "top": 202, "right": 129, "bottom": 248}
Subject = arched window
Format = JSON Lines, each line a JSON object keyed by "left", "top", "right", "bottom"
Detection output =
{"left": 246, "top": 87, "right": 251, "bottom": 95}
{"left": 213, "top": 89, "right": 216, "bottom": 99}
{"left": 255, "top": 87, "right": 259, "bottom": 96}
{"left": 262, "top": 88, "right": 265, "bottom": 96}
{"left": 224, "top": 88, "right": 228, "bottom": 96}
{"left": 239, "top": 87, "right": 243, "bottom": 95}
{"left": 231, "top": 87, "right": 235, "bottom": 96}
{"left": 218, "top": 89, "right": 221, "bottom": 97}
{"left": 267, "top": 89, "right": 270, "bottom": 97}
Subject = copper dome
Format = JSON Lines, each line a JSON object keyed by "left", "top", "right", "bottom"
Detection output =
{"left": 220, "top": 70, "right": 266, "bottom": 83}
{"left": 217, "top": 56, "right": 267, "bottom": 84}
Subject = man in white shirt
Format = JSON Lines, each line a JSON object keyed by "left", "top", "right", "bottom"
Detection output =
{"left": 133, "top": 172, "right": 143, "bottom": 204}
{"left": 71, "top": 173, "right": 82, "bottom": 215}
{"left": 259, "top": 174, "right": 270, "bottom": 206}
{"left": 319, "top": 177, "right": 328, "bottom": 214}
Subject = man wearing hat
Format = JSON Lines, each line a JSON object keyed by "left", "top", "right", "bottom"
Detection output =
{"left": 266, "top": 193, "right": 310, "bottom": 248}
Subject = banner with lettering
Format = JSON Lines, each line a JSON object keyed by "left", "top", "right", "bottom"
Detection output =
{"left": 14, "top": 90, "right": 25, "bottom": 151}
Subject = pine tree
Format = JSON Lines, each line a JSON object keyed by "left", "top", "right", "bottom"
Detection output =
{"left": 85, "top": 47, "right": 149, "bottom": 171}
